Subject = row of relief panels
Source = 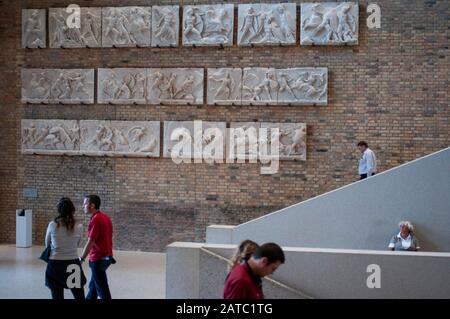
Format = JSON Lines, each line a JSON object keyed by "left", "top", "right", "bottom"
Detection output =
{"left": 22, "top": 67, "right": 328, "bottom": 106}
{"left": 21, "top": 120, "right": 307, "bottom": 161}
{"left": 22, "top": 2, "right": 358, "bottom": 48}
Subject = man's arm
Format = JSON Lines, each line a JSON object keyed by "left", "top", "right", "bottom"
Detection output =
{"left": 80, "top": 237, "right": 95, "bottom": 262}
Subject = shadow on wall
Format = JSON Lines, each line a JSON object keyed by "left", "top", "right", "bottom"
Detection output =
{"left": 414, "top": 226, "right": 440, "bottom": 252}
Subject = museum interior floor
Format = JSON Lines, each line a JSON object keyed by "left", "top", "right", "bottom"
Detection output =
{"left": 0, "top": 245, "right": 165, "bottom": 299}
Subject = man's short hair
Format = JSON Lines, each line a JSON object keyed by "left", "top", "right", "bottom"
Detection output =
{"left": 84, "top": 194, "right": 101, "bottom": 210}
{"left": 252, "top": 243, "right": 285, "bottom": 265}
{"left": 357, "top": 141, "right": 368, "bottom": 148}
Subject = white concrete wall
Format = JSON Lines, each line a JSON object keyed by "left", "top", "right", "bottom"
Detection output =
{"left": 167, "top": 242, "right": 308, "bottom": 299}
{"left": 167, "top": 242, "right": 450, "bottom": 299}
{"left": 208, "top": 148, "right": 450, "bottom": 252}
{"left": 166, "top": 242, "right": 202, "bottom": 299}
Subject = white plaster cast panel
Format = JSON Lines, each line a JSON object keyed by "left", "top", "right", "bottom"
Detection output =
{"left": 300, "top": 2, "right": 358, "bottom": 45}
{"left": 238, "top": 3, "right": 297, "bottom": 46}
{"left": 260, "top": 122, "right": 306, "bottom": 160}
{"left": 276, "top": 67, "right": 327, "bottom": 105}
{"left": 151, "top": 5, "right": 179, "bottom": 47}
{"left": 49, "top": 7, "right": 102, "bottom": 48}
{"left": 21, "top": 69, "right": 52, "bottom": 103}
{"left": 182, "top": 4, "right": 234, "bottom": 46}
{"left": 147, "top": 68, "right": 204, "bottom": 105}
{"left": 21, "top": 119, "right": 80, "bottom": 155}
{"left": 22, "top": 69, "right": 94, "bottom": 104}
{"left": 98, "top": 68, "right": 148, "bottom": 104}
{"left": 207, "top": 68, "right": 242, "bottom": 105}
{"left": 80, "top": 120, "right": 160, "bottom": 157}
{"left": 102, "top": 7, "right": 151, "bottom": 47}
{"left": 22, "top": 9, "right": 46, "bottom": 48}
{"left": 163, "top": 121, "right": 193, "bottom": 159}
{"left": 242, "top": 68, "right": 278, "bottom": 105}
{"left": 227, "top": 122, "right": 261, "bottom": 160}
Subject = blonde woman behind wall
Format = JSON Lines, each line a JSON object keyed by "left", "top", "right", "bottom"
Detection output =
{"left": 228, "top": 239, "right": 260, "bottom": 272}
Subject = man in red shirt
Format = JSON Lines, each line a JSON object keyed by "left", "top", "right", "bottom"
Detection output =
{"left": 223, "top": 242, "right": 285, "bottom": 299}
{"left": 80, "top": 195, "right": 114, "bottom": 299}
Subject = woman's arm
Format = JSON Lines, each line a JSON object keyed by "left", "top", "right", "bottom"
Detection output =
{"left": 388, "top": 235, "right": 396, "bottom": 251}
{"left": 44, "top": 222, "right": 52, "bottom": 248}
{"left": 414, "top": 236, "right": 420, "bottom": 251}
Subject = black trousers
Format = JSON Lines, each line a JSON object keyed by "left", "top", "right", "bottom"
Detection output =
{"left": 46, "top": 259, "right": 86, "bottom": 300}
{"left": 360, "top": 173, "right": 376, "bottom": 180}
{"left": 50, "top": 286, "right": 85, "bottom": 300}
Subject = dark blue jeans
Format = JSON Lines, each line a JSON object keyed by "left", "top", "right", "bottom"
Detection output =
{"left": 87, "top": 258, "right": 112, "bottom": 300}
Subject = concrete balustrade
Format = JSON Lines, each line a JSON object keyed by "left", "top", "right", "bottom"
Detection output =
{"left": 167, "top": 242, "right": 450, "bottom": 298}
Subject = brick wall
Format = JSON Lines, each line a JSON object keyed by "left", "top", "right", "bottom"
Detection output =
{"left": 0, "top": 0, "right": 448, "bottom": 251}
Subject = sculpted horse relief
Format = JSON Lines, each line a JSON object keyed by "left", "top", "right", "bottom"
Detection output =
{"left": 21, "top": 120, "right": 80, "bottom": 155}
{"left": 183, "top": 4, "right": 234, "bottom": 46}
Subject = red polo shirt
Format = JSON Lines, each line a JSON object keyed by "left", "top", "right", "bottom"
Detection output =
{"left": 223, "top": 262, "right": 264, "bottom": 299}
{"left": 88, "top": 211, "right": 113, "bottom": 262}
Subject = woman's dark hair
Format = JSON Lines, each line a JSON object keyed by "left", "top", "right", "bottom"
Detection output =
{"left": 55, "top": 197, "right": 76, "bottom": 231}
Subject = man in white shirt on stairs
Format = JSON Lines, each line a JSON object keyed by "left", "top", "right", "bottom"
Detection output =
{"left": 357, "top": 141, "right": 377, "bottom": 180}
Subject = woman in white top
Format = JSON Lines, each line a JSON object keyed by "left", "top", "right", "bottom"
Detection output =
{"left": 45, "top": 197, "right": 86, "bottom": 299}
{"left": 388, "top": 221, "right": 421, "bottom": 251}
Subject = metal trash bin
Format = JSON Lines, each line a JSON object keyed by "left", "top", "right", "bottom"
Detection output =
{"left": 16, "top": 209, "right": 32, "bottom": 247}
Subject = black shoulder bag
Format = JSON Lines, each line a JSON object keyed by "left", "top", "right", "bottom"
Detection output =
{"left": 39, "top": 246, "right": 51, "bottom": 263}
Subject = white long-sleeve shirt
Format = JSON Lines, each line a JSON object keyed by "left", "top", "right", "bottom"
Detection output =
{"left": 358, "top": 148, "right": 377, "bottom": 175}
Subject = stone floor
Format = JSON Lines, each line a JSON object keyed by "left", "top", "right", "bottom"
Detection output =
{"left": 0, "top": 245, "right": 166, "bottom": 299}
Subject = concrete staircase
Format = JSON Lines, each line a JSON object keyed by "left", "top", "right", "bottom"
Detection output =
{"left": 206, "top": 147, "right": 450, "bottom": 251}
{"left": 166, "top": 148, "right": 450, "bottom": 298}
